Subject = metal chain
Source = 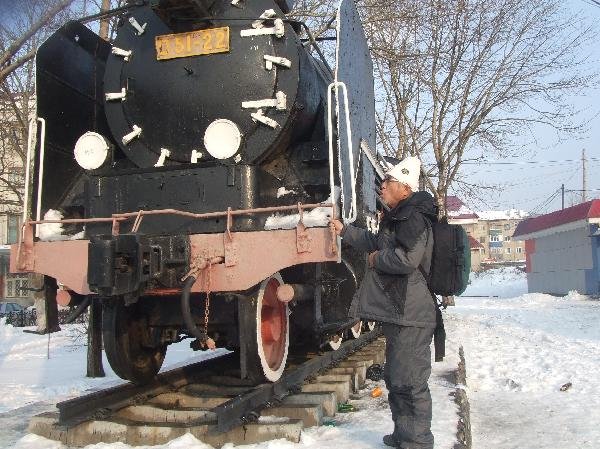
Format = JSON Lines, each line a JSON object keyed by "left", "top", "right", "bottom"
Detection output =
{"left": 203, "top": 261, "right": 216, "bottom": 349}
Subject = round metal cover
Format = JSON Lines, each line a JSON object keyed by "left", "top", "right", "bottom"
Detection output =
{"left": 74, "top": 131, "right": 109, "bottom": 170}
{"left": 203, "top": 119, "right": 241, "bottom": 159}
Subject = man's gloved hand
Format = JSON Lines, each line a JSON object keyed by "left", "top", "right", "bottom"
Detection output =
{"left": 368, "top": 251, "right": 379, "bottom": 268}
{"left": 330, "top": 219, "right": 344, "bottom": 236}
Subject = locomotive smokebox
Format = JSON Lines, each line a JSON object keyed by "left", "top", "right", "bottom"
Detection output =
{"left": 103, "top": 0, "right": 326, "bottom": 168}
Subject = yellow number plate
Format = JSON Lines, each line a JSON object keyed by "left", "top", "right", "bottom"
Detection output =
{"left": 155, "top": 27, "right": 230, "bottom": 60}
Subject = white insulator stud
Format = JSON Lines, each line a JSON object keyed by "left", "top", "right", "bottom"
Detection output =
{"left": 252, "top": 9, "right": 277, "bottom": 29}
{"left": 242, "top": 91, "right": 286, "bottom": 110}
{"left": 264, "top": 55, "right": 291, "bottom": 70}
{"left": 191, "top": 150, "right": 203, "bottom": 163}
{"left": 241, "top": 19, "right": 285, "bottom": 38}
{"left": 273, "top": 19, "right": 285, "bottom": 38}
{"left": 231, "top": 0, "right": 242, "bottom": 7}
{"left": 122, "top": 125, "right": 142, "bottom": 145}
{"left": 154, "top": 148, "right": 171, "bottom": 167}
{"left": 105, "top": 88, "right": 127, "bottom": 102}
{"left": 275, "top": 91, "right": 287, "bottom": 110}
{"left": 111, "top": 46, "right": 132, "bottom": 61}
{"left": 251, "top": 109, "right": 279, "bottom": 128}
{"left": 128, "top": 16, "right": 147, "bottom": 35}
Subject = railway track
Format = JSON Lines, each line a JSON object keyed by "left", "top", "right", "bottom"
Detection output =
{"left": 29, "top": 328, "right": 385, "bottom": 447}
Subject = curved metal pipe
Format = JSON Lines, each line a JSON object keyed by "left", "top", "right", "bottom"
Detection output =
{"left": 65, "top": 296, "right": 91, "bottom": 324}
{"left": 180, "top": 275, "right": 205, "bottom": 341}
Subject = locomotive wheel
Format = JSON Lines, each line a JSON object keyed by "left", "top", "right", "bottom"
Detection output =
{"left": 102, "top": 299, "right": 166, "bottom": 384}
{"left": 350, "top": 321, "right": 362, "bottom": 339}
{"left": 327, "top": 334, "right": 343, "bottom": 350}
{"left": 241, "top": 273, "right": 289, "bottom": 382}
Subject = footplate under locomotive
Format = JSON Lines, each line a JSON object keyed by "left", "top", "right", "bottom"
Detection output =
{"left": 10, "top": 204, "right": 339, "bottom": 296}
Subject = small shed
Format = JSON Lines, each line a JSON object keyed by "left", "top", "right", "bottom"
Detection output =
{"left": 513, "top": 200, "right": 600, "bottom": 295}
{"left": 467, "top": 235, "right": 485, "bottom": 272}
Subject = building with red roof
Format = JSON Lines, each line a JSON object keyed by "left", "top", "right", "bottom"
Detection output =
{"left": 446, "top": 196, "right": 483, "bottom": 270}
{"left": 446, "top": 196, "right": 527, "bottom": 271}
{"left": 513, "top": 200, "right": 600, "bottom": 295}
{"left": 446, "top": 196, "right": 479, "bottom": 223}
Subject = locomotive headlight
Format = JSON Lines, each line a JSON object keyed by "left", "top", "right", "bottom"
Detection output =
{"left": 74, "top": 131, "right": 110, "bottom": 170}
{"left": 203, "top": 119, "right": 242, "bottom": 160}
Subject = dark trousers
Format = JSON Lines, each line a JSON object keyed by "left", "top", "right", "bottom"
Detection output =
{"left": 382, "top": 323, "right": 435, "bottom": 449}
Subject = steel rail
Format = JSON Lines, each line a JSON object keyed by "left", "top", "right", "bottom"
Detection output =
{"left": 55, "top": 327, "right": 382, "bottom": 431}
{"left": 213, "top": 326, "right": 382, "bottom": 433}
{"left": 57, "top": 353, "right": 236, "bottom": 425}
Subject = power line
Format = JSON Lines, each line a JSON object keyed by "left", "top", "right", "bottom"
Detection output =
{"left": 530, "top": 188, "right": 562, "bottom": 215}
{"left": 460, "top": 158, "right": 600, "bottom": 165}
{"left": 566, "top": 188, "right": 600, "bottom": 192}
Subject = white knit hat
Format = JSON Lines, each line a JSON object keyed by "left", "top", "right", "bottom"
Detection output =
{"left": 385, "top": 156, "right": 420, "bottom": 191}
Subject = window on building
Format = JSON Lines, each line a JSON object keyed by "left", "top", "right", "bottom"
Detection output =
{"left": 7, "top": 214, "right": 20, "bottom": 244}
{"left": 516, "top": 247, "right": 523, "bottom": 253}
{"left": 491, "top": 247, "right": 502, "bottom": 253}
{"left": 7, "top": 172, "right": 24, "bottom": 186}
{"left": 479, "top": 237, "right": 485, "bottom": 243}
{"left": 490, "top": 234, "right": 502, "bottom": 242}
{"left": 504, "top": 223, "right": 511, "bottom": 230}
{"left": 504, "top": 236, "right": 511, "bottom": 242}
{"left": 506, "top": 247, "right": 511, "bottom": 254}
{"left": 4, "top": 274, "right": 29, "bottom": 298}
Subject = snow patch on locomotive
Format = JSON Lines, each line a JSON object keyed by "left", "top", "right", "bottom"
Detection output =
{"left": 38, "top": 210, "right": 66, "bottom": 241}
{"left": 265, "top": 188, "right": 340, "bottom": 230}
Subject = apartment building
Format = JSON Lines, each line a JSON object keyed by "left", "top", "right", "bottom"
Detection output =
{"left": 0, "top": 98, "right": 32, "bottom": 305}
{"left": 0, "top": 205, "right": 32, "bottom": 305}
{"left": 447, "top": 196, "right": 527, "bottom": 270}
{"left": 474, "top": 210, "right": 528, "bottom": 264}
{"left": 446, "top": 196, "right": 484, "bottom": 271}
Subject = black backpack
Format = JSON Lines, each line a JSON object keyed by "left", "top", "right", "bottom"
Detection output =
{"left": 427, "top": 218, "right": 471, "bottom": 296}
{"left": 419, "top": 217, "right": 471, "bottom": 362}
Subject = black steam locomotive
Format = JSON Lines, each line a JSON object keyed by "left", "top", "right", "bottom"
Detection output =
{"left": 11, "top": 0, "right": 379, "bottom": 383}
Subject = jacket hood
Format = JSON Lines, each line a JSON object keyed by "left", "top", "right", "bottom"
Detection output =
{"left": 385, "top": 191, "right": 438, "bottom": 223}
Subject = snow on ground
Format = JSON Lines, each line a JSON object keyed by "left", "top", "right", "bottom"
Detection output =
{"left": 461, "top": 266, "right": 526, "bottom": 298}
{"left": 4, "top": 266, "right": 599, "bottom": 449}
{"left": 455, "top": 268, "right": 600, "bottom": 448}
{"left": 0, "top": 318, "right": 461, "bottom": 449}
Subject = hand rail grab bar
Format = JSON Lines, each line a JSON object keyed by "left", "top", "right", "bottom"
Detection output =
{"left": 327, "top": 81, "right": 356, "bottom": 224}
{"left": 34, "top": 117, "right": 46, "bottom": 237}
{"left": 22, "top": 118, "right": 37, "bottom": 224}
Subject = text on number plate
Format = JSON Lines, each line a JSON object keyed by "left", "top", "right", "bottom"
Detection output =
{"left": 155, "top": 27, "right": 230, "bottom": 60}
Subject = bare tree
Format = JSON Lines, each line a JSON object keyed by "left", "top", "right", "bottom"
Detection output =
{"left": 363, "top": 0, "right": 594, "bottom": 214}
{"left": 0, "top": 0, "right": 79, "bottom": 213}
{"left": 0, "top": 0, "right": 123, "bottom": 214}
{"left": 0, "top": 0, "right": 76, "bottom": 84}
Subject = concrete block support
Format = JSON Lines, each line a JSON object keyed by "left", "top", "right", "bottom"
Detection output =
{"left": 260, "top": 404, "right": 323, "bottom": 427}
{"left": 282, "top": 392, "right": 337, "bottom": 417}
{"left": 28, "top": 412, "right": 303, "bottom": 448}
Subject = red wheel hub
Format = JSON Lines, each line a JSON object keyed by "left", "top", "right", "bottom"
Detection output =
{"left": 260, "top": 278, "right": 287, "bottom": 369}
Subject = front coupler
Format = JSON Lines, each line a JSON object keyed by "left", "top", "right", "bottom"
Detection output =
{"left": 88, "top": 234, "right": 189, "bottom": 297}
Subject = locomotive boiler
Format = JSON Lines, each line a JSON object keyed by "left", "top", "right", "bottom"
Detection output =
{"left": 10, "top": 0, "right": 380, "bottom": 383}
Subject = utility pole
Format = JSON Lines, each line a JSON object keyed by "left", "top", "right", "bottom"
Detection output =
{"left": 561, "top": 184, "right": 565, "bottom": 210}
{"left": 582, "top": 149, "right": 587, "bottom": 203}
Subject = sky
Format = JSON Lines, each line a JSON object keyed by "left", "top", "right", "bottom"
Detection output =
{"left": 1, "top": 0, "right": 597, "bottom": 216}
{"left": 456, "top": 0, "right": 600, "bottom": 214}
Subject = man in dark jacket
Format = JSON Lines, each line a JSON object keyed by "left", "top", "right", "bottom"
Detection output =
{"left": 331, "top": 156, "right": 438, "bottom": 449}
